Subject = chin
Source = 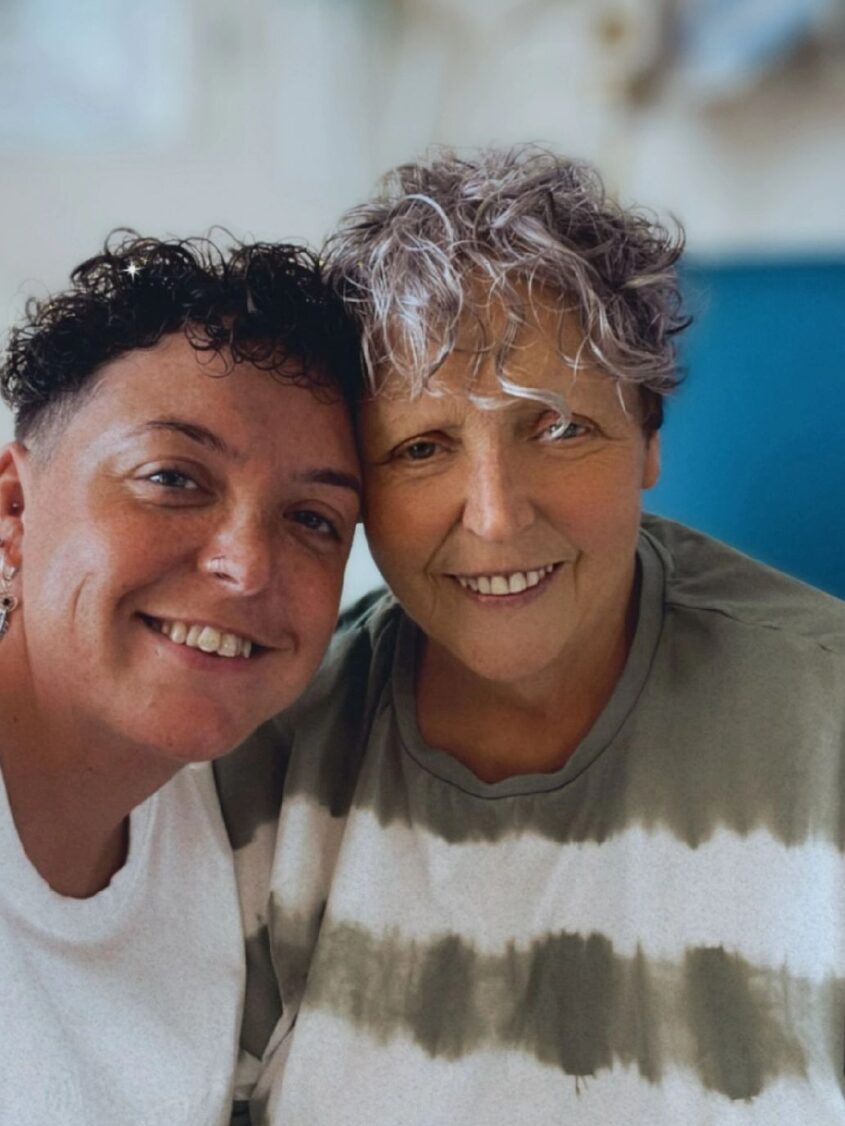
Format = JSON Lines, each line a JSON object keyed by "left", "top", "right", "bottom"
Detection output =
{"left": 449, "top": 639, "right": 563, "bottom": 686}
{"left": 135, "top": 712, "right": 257, "bottom": 766}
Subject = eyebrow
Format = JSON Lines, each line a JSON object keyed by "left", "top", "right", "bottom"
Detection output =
{"left": 132, "top": 417, "right": 362, "bottom": 500}
{"left": 133, "top": 418, "right": 237, "bottom": 458}
{"left": 296, "top": 468, "right": 362, "bottom": 500}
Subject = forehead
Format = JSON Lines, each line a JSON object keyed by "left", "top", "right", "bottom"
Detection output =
{"left": 92, "top": 334, "right": 262, "bottom": 411}
{"left": 370, "top": 292, "right": 634, "bottom": 421}
{"left": 51, "top": 333, "right": 355, "bottom": 461}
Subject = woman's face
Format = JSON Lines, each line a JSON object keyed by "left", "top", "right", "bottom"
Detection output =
{"left": 359, "top": 301, "right": 659, "bottom": 687}
{"left": 0, "top": 333, "right": 360, "bottom": 762}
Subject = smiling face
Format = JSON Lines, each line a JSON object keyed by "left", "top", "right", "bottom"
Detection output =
{"left": 359, "top": 297, "right": 659, "bottom": 690}
{"left": 0, "top": 333, "right": 360, "bottom": 764}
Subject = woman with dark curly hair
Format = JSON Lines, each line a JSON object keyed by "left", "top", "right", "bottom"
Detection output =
{"left": 0, "top": 233, "right": 361, "bottom": 1123}
{"left": 219, "top": 148, "right": 845, "bottom": 1125}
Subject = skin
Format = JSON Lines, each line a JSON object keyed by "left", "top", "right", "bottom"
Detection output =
{"left": 0, "top": 333, "right": 361, "bottom": 896}
{"left": 359, "top": 298, "right": 659, "bottom": 783}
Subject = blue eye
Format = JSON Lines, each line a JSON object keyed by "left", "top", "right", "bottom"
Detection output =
{"left": 147, "top": 469, "right": 199, "bottom": 490}
{"left": 291, "top": 510, "right": 338, "bottom": 538}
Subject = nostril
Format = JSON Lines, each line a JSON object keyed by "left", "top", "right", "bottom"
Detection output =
{"left": 206, "top": 555, "right": 233, "bottom": 578}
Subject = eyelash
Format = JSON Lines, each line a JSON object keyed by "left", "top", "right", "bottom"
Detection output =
{"left": 289, "top": 509, "right": 340, "bottom": 539}
{"left": 393, "top": 418, "right": 592, "bottom": 462}
{"left": 145, "top": 468, "right": 200, "bottom": 490}
{"left": 140, "top": 468, "right": 342, "bottom": 542}
{"left": 539, "top": 418, "right": 591, "bottom": 442}
{"left": 397, "top": 439, "right": 443, "bottom": 462}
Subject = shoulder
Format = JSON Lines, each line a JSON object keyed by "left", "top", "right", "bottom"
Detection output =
{"left": 285, "top": 587, "right": 401, "bottom": 731}
{"left": 214, "top": 590, "right": 401, "bottom": 846}
{"left": 269, "top": 591, "right": 403, "bottom": 814}
{"left": 642, "top": 513, "right": 845, "bottom": 658}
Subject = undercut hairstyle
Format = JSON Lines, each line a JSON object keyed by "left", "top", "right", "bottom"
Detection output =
{"left": 1, "top": 231, "right": 362, "bottom": 444}
{"left": 323, "top": 145, "right": 691, "bottom": 429}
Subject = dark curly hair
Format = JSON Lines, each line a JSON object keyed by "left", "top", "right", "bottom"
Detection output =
{"left": 1, "top": 230, "right": 363, "bottom": 441}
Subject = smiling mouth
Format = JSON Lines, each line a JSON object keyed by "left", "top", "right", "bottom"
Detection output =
{"left": 141, "top": 615, "right": 261, "bottom": 659}
{"left": 451, "top": 562, "right": 563, "bottom": 597}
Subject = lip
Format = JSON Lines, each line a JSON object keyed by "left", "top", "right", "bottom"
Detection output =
{"left": 447, "top": 562, "right": 564, "bottom": 607}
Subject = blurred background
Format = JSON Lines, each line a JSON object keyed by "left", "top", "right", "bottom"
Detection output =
{"left": 0, "top": 0, "right": 842, "bottom": 600}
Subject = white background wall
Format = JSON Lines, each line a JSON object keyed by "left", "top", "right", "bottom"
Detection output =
{"left": 1, "top": 0, "right": 842, "bottom": 603}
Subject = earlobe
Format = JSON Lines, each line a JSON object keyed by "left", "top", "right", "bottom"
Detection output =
{"left": 0, "top": 442, "right": 30, "bottom": 568}
{"left": 642, "top": 432, "right": 661, "bottom": 490}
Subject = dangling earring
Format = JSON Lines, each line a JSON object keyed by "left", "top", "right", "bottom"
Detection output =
{"left": 0, "top": 555, "right": 18, "bottom": 639}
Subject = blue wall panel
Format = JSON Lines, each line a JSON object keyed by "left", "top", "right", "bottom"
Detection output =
{"left": 647, "top": 259, "right": 845, "bottom": 599}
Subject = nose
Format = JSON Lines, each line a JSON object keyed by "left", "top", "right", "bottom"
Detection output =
{"left": 199, "top": 509, "right": 273, "bottom": 597}
{"left": 460, "top": 449, "right": 534, "bottom": 542}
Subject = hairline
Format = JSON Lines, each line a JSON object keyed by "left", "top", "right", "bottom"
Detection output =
{"left": 358, "top": 285, "right": 663, "bottom": 435}
{"left": 20, "top": 328, "right": 349, "bottom": 458}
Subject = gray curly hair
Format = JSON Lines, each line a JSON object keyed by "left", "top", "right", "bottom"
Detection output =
{"left": 323, "top": 145, "right": 690, "bottom": 429}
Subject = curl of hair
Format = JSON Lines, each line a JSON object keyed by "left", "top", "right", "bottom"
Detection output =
{"left": 1, "top": 230, "right": 362, "bottom": 439}
{"left": 323, "top": 145, "right": 690, "bottom": 427}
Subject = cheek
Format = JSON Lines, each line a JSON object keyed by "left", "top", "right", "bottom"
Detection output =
{"left": 26, "top": 488, "right": 155, "bottom": 575}
{"left": 286, "top": 558, "right": 346, "bottom": 644}
{"left": 22, "top": 524, "right": 103, "bottom": 613}
{"left": 547, "top": 462, "right": 645, "bottom": 553}
{"left": 23, "top": 509, "right": 184, "bottom": 634}
{"left": 364, "top": 480, "right": 450, "bottom": 580}
{"left": 60, "top": 529, "right": 163, "bottom": 588}
{"left": 365, "top": 509, "right": 422, "bottom": 584}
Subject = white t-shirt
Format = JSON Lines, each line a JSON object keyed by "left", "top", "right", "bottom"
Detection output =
{"left": 0, "top": 761, "right": 245, "bottom": 1125}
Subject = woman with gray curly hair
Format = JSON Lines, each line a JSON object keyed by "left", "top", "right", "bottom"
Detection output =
{"left": 220, "top": 147, "right": 845, "bottom": 1125}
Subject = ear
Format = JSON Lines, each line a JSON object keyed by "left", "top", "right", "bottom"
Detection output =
{"left": 641, "top": 431, "right": 660, "bottom": 491}
{"left": 0, "top": 442, "right": 31, "bottom": 569}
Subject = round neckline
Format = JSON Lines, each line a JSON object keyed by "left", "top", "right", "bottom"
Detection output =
{"left": 0, "top": 765, "right": 158, "bottom": 935}
{"left": 391, "top": 529, "right": 667, "bottom": 799}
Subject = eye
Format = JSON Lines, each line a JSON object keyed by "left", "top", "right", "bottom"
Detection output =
{"left": 397, "top": 439, "right": 442, "bottom": 462}
{"left": 145, "top": 468, "right": 200, "bottom": 490}
{"left": 289, "top": 509, "right": 339, "bottom": 539}
{"left": 537, "top": 415, "right": 591, "bottom": 442}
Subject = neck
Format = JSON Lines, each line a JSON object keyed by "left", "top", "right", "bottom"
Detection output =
{"left": 416, "top": 574, "right": 639, "bottom": 784}
{"left": 0, "top": 642, "right": 178, "bottom": 898}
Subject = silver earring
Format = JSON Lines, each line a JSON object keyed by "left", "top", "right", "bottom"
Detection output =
{"left": 0, "top": 557, "right": 18, "bottom": 639}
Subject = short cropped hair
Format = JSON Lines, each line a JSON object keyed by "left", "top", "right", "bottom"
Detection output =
{"left": 323, "top": 145, "right": 690, "bottom": 429}
{"left": 1, "top": 231, "right": 362, "bottom": 442}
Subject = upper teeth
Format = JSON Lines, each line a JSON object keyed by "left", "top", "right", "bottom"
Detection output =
{"left": 157, "top": 620, "right": 253, "bottom": 658}
{"left": 456, "top": 564, "right": 556, "bottom": 596}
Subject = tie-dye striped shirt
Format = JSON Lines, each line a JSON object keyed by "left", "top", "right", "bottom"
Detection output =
{"left": 217, "top": 515, "right": 845, "bottom": 1125}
